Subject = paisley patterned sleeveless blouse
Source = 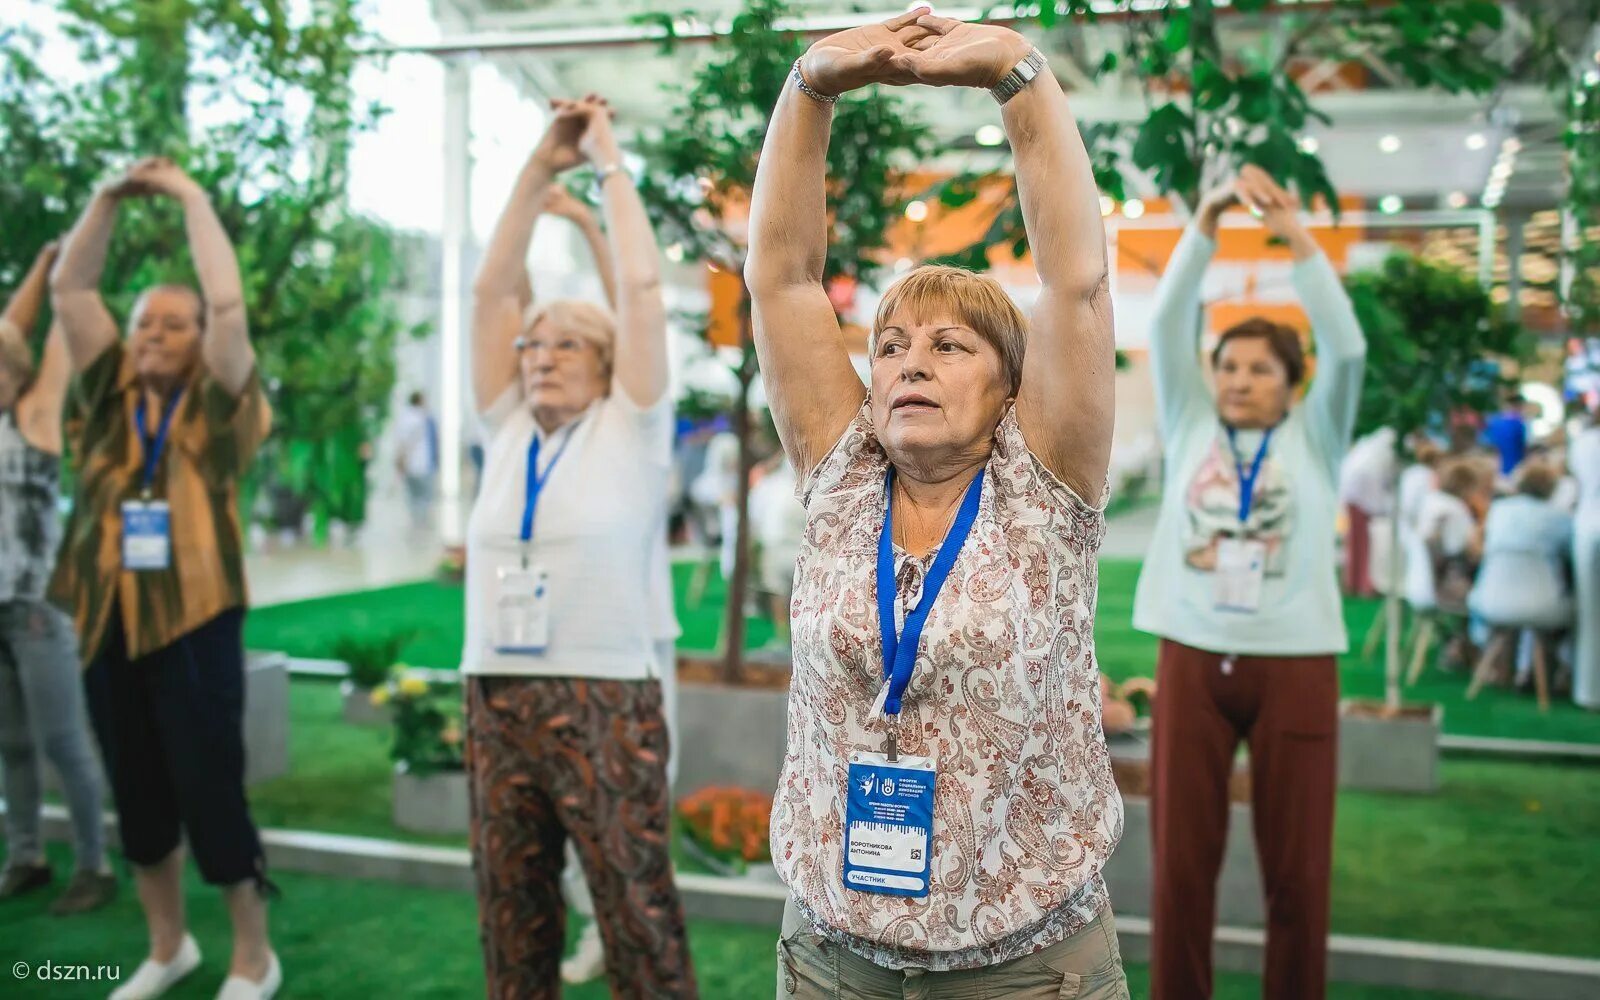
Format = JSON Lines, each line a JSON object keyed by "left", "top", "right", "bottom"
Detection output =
{"left": 771, "top": 402, "right": 1123, "bottom": 970}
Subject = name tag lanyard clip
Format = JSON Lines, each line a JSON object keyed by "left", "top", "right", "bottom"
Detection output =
{"left": 519, "top": 422, "right": 579, "bottom": 565}
{"left": 874, "top": 467, "right": 985, "bottom": 763}
{"left": 135, "top": 390, "right": 184, "bottom": 501}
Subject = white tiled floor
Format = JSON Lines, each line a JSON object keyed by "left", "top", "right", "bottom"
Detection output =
{"left": 246, "top": 492, "right": 467, "bottom": 607}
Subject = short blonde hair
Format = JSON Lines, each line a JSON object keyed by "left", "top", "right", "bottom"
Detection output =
{"left": 522, "top": 298, "right": 616, "bottom": 379}
{"left": 871, "top": 265, "right": 1028, "bottom": 394}
{"left": 1515, "top": 460, "right": 1559, "bottom": 500}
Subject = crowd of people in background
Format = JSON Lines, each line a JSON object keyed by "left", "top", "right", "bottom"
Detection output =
{"left": 1342, "top": 393, "right": 1600, "bottom": 709}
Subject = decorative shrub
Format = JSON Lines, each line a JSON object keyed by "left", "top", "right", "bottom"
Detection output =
{"left": 678, "top": 786, "right": 772, "bottom": 867}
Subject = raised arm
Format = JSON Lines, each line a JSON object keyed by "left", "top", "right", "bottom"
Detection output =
{"left": 541, "top": 185, "right": 618, "bottom": 311}
{"left": 1250, "top": 170, "right": 1366, "bottom": 467}
{"left": 576, "top": 100, "right": 669, "bottom": 407}
{"left": 745, "top": 15, "right": 932, "bottom": 475}
{"left": 17, "top": 323, "right": 71, "bottom": 454}
{"left": 471, "top": 107, "right": 580, "bottom": 412}
{"left": 124, "top": 158, "right": 256, "bottom": 395}
{"left": 3, "top": 240, "right": 57, "bottom": 339}
{"left": 50, "top": 183, "right": 127, "bottom": 372}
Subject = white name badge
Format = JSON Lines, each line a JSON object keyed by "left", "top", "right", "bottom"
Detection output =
{"left": 843, "top": 750, "right": 935, "bottom": 898}
{"left": 493, "top": 564, "right": 551, "bottom": 655}
{"left": 121, "top": 500, "right": 171, "bottom": 572}
{"left": 1214, "top": 536, "right": 1267, "bottom": 613}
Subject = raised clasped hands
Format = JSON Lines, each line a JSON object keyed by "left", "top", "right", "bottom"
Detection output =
{"left": 99, "top": 156, "right": 202, "bottom": 202}
{"left": 535, "top": 94, "right": 619, "bottom": 174}
{"left": 1197, "top": 164, "right": 1306, "bottom": 243}
{"left": 800, "top": 9, "right": 1033, "bottom": 97}
{"left": 540, "top": 183, "right": 594, "bottom": 225}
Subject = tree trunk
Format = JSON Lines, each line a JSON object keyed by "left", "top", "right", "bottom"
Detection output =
{"left": 1384, "top": 466, "right": 1405, "bottom": 711}
{"left": 719, "top": 308, "right": 756, "bottom": 683}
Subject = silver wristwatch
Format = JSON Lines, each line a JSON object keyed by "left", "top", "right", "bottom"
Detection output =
{"left": 990, "top": 47, "right": 1048, "bottom": 105}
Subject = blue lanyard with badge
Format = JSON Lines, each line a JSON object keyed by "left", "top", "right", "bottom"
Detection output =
{"left": 1214, "top": 426, "right": 1273, "bottom": 613}
{"left": 122, "top": 391, "right": 183, "bottom": 572}
{"left": 492, "top": 422, "right": 579, "bottom": 655}
{"left": 843, "top": 467, "right": 983, "bottom": 899}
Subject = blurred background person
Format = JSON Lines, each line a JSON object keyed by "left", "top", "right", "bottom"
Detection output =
{"left": 394, "top": 390, "right": 439, "bottom": 531}
{"left": 463, "top": 95, "right": 695, "bottom": 998}
{"left": 1134, "top": 165, "right": 1366, "bottom": 1000}
{"left": 52, "top": 157, "right": 280, "bottom": 999}
{"left": 0, "top": 240, "right": 116, "bottom": 916}
{"left": 1573, "top": 408, "right": 1600, "bottom": 710}
{"left": 1339, "top": 426, "right": 1396, "bottom": 598}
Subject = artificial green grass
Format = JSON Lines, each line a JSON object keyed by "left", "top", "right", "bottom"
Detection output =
{"left": 248, "top": 679, "right": 1598, "bottom": 959}
{"left": 1089, "top": 560, "right": 1600, "bottom": 745}
{"left": 0, "top": 840, "right": 1480, "bottom": 1000}
{"left": 245, "top": 559, "right": 1600, "bottom": 745}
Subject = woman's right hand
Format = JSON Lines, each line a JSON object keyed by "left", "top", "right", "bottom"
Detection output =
{"left": 798, "top": 7, "right": 934, "bottom": 97}
{"left": 531, "top": 99, "right": 593, "bottom": 174}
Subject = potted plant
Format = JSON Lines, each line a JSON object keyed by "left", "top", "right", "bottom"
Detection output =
{"left": 331, "top": 630, "right": 412, "bottom": 725}
{"left": 676, "top": 786, "right": 774, "bottom": 880}
{"left": 381, "top": 672, "right": 468, "bottom": 836}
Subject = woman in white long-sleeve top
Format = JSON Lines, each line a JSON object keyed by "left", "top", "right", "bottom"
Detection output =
{"left": 1132, "top": 166, "right": 1367, "bottom": 1000}
{"left": 1572, "top": 413, "right": 1600, "bottom": 710}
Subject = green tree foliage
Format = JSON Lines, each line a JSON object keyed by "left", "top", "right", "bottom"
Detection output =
{"left": 632, "top": 0, "right": 933, "bottom": 675}
{"left": 1345, "top": 254, "right": 1531, "bottom": 445}
{"left": 0, "top": 0, "right": 423, "bottom": 538}
{"left": 932, "top": 0, "right": 1528, "bottom": 269}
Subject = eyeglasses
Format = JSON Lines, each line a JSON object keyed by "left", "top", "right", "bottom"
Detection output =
{"left": 514, "top": 335, "right": 586, "bottom": 357}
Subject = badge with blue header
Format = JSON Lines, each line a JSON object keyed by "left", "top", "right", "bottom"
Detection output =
{"left": 844, "top": 749, "right": 935, "bottom": 897}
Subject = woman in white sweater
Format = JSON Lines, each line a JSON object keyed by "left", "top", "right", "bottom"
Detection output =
{"left": 1133, "top": 165, "right": 1366, "bottom": 1000}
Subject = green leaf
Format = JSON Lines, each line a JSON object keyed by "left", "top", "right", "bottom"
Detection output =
{"left": 1194, "top": 60, "right": 1232, "bottom": 111}
{"left": 1163, "top": 13, "right": 1191, "bottom": 54}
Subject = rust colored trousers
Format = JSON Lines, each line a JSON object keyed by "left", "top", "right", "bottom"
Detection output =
{"left": 1149, "top": 639, "right": 1339, "bottom": 1000}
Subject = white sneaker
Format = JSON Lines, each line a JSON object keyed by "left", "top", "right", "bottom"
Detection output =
{"left": 109, "top": 934, "right": 201, "bottom": 1000}
{"left": 214, "top": 952, "right": 281, "bottom": 1000}
{"left": 560, "top": 921, "right": 605, "bottom": 984}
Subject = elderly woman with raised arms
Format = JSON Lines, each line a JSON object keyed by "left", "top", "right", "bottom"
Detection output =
{"left": 748, "top": 10, "right": 1128, "bottom": 997}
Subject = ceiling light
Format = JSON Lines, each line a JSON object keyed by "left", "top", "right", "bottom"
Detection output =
{"left": 1099, "top": 195, "right": 1115, "bottom": 218}
{"left": 1379, "top": 134, "right": 1402, "bottom": 153}
{"left": 975, "top": 124, "right": 1005, "bottom": 147}
{"left": 1378, "top": 195, "right": 1403, "bottom": 214}
{"left": 904, "top": 200, "right": 929, "bottom": 222}
{"left": 1445, "top": 191, "right": 1469, "bottom": 209}
{"left": 1122, "top": 198, "right": 1146, "bottom": 220}
{"left": 1501, "top": 137, "right": 1523, "bottom": 153}
{"left": 1298, "top": 135, "right": 1319, "bottom": 154}
{"left": 1465, "top": 132, "right": 1488, "bottom": 150}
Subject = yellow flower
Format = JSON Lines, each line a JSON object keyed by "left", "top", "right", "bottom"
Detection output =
{"left": 369, "top": 687, "right": 390, "bottom": 707}
{"left": 399, "top": 676, "right": 429, "bottom": 698}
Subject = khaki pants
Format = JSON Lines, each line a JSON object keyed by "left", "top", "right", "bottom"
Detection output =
{"left": 776, "top": 900, "right": 1129, "bottom": 999}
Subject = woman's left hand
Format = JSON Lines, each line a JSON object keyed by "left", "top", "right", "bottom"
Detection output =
{"left": 572, "top": 95, "right": 622, "bottom": 168}
{"left": 892, "top": 15, "right": 1033, "bottom": 90}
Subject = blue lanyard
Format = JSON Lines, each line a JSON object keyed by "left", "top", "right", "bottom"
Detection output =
{"left": 874, "top": 468, "right": 985, "bottom": 718}
{"left": 1226, "top": 426, "right": 1274, "bottom": 524}
{"left": 134, "top": 391, "right": 184, "bottom": 496}
{"left": 519, "top": 421, "right": 580, "bottom": 544}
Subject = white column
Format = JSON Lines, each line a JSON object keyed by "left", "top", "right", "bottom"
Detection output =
{"left": 439, "top": 58, "right": 472, "bottom": 537}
